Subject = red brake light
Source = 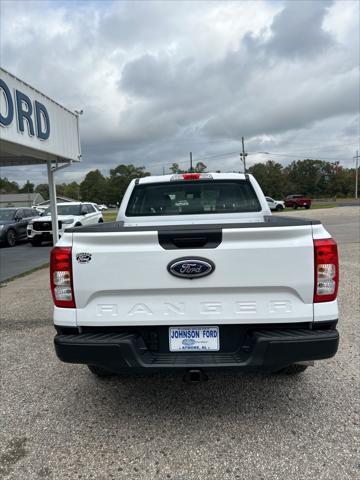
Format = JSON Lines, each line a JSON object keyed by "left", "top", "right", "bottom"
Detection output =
{"left": 313, "top": 238, "right": 339, "bottom": 303}
{"left": 182, "top": 173, "right": 201, "bottom": 180}
{"left": 50, "top": 247, "right": 75, "bottom": 308}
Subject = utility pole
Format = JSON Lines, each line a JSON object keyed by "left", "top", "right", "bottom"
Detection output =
{"left": 189, "top": 152, "right": 193, "bottom": 172}
{"left": 27, "top": 180, "right": 30, "bottom": 206}
{"left": 162, "top": 165, "right": 165, "bottom": 176}
{"left": 354, "top": 150, "right": 359, "bottom": 199}
{"left": 240, "top": 136, "right": 248, "bottom": 173}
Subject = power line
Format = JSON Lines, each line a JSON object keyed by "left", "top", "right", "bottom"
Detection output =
{"left": 251, "top": 142, "right": 358, "bottom": 148}
{"left": 250, "top": 151, "right": 349, "bottom": 161}
{"left": 196, "top": 150, "right": 240, "bottom": 161}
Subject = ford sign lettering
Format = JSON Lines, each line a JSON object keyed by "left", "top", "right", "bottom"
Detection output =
{"left": 168, "top": 257, "right": 215, "bottom": 279}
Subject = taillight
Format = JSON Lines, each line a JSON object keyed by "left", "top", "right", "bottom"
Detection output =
{"left": 314, "top": 238, "right": 339, "bottom": 303}
{"left": 182, "top": 173, "right": 201, "bottom": 180}
{"left": 50, "top": 247, "right": 75, "bottom": 308}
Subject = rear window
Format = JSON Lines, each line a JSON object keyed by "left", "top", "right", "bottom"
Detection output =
{"left": 126, "top": 180, "right": 261, "bottom": 217}
{"left": 42, "top": 205, "right": 82, "bottom": 216}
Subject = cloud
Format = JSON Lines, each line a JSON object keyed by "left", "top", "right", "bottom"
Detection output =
{"left": 0, "top": 0, "right": 359, "bottom": 186}
{"left": 265, "top": 0, "right": 334, "bottom": 58}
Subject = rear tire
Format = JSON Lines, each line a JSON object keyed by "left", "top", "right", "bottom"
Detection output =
{"left": 305, "top": 205, "right": 310, "bottom": 209}
{"left": 276, "top": 204, "right": 283, "bottom": 211}
{"left": 87, "top": 365, "right": 115, "bottom": 377}
{"left": 275, "top": 364, "right": 308, "bottom": 375}
{"left": 98, "top": 218, "right": 104, "bottom": 223}
{"left": 6, "top": 229, "right": 16, "bottom": 247}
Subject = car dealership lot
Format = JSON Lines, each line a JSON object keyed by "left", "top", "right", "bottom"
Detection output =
{"left": 0, "top": 207, "right": 359, "bottom": 479}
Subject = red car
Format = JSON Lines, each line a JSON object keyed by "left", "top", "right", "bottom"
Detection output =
{"left": 284, "top": 195, "right": 311, "bottom": 209}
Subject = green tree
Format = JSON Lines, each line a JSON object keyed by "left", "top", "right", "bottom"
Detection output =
{"left": 35, "top": 183, "right": 49, "bottom": 200}
{"left": 19, "top": 180, "right": 34, "bottom": 194}
{"left": 80, "top": 170, "right": 107, "bottom": 204}
{"left": 284, "top": 159, "right": 336, "bottom": 196}
{"left": 323, "top": 163, "right": 355, "bottom": 198}
{"left": 194, "top": 162, "right": 207, "bottom": 173}
{"left": 248, "top": 161, "right": 285, "bottom": 197}
{"left": 169, "top": 163, "right": 184, "bottom": 174}
{"left": 107, "top": 164, "right": 150, "bottom": 204}
{"left": 63, "top": 181, "right": 80, "bottom": 200}
{"left": 55, "top": 183, "right": 68, "bottom": 197}
{"left": 169, "top": 161, "right": 207, "bottom": 174}
{"left": 0, "top": 177, "right": 19, "bottom": 194}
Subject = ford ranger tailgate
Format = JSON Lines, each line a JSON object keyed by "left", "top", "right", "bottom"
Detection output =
{"left": 71, "top": 221, "right": 315, "bottom": 326}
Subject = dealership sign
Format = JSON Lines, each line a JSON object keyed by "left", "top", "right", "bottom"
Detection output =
{"left": 0, "top": 68, "right": 80, "bottom": 162}
{"left": 0, "top": 78, "right": 50, "bottom": 140}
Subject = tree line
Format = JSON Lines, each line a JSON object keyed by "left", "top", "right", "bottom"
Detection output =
{"left": 0, "top": 159, "right": 357, "bottom": 205}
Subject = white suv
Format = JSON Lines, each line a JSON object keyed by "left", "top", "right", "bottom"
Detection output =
{"left": 27, "top": 202, "right": 103, "bottom": 246}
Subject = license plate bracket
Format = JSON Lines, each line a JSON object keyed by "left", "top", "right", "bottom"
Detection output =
{"left": 169, "top": 326, "right": 220, "bottom": 352}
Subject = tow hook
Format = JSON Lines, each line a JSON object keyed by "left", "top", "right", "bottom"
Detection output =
{"left": 183, "top": 369, "right": 208, "bottom": 383}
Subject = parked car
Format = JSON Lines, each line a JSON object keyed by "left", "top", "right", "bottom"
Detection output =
{"left": 27, "top": 202, "right": 103, "bottom": 246}
{"left": 97, "top": 204, "right": 108, "bottom": 211}
{"left": 0, "top": 207, "right": 39, "bottom": 247}
{"left": 284, "top": 194, "right": 311, "bottom": 209}
{"left": 34, "top": 206, "right": 47, "bottom": 215}
{"left": 265, "top": 196, "right": 285, "bottom": 211}
{"left": 52, "top": 173, "right": 339, "bottom": 380}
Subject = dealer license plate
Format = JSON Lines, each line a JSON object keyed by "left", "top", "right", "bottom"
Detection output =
{"left": 169, "top": 326, "right": 220, "bottom": 352}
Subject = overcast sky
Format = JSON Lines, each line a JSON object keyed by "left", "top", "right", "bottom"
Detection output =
{"left": 0, "top": 0, "right": 359, "bottom": 185}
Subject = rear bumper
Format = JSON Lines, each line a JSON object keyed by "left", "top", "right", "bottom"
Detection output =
{"left": 54, "top": 326, "right": 339, "bottom": 374}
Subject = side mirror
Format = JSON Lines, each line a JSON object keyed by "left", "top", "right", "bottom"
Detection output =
{"left": 15, "top": 214, "right": 23, "bottom": 222}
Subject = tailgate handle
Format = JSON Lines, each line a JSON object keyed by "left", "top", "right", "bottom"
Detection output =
{"left": 158, "top": 230, "right": 222, "bottom": 249}
{"left": 173, "top": 236, "right": 207, "bottom": 248}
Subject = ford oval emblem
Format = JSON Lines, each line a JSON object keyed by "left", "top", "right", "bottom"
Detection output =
{"left": 76, "top": 252, "right": 92, "bottom": 264}
{"left": 167, "top": 257, "right": 215, "bottom": 279}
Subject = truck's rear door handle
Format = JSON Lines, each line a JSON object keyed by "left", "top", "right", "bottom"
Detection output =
{"left": 158, "top": 230, "right": 222, "bottom": 249}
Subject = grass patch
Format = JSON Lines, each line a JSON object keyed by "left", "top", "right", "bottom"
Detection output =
{"left": 281, "top": 204, "right": 335, "bottom": 212}
{"left": 102, "top": 211, "right": 117, "bottom": 222}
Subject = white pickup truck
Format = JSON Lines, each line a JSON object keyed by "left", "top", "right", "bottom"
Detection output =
{"left": 51, "top": 173, "right": 339, "bottom": 381}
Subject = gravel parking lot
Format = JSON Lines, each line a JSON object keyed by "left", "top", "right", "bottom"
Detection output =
{"left": 0, "top": 207, "right": 359, "bottom": 479}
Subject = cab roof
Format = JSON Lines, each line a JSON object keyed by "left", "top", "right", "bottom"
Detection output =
{"left": 137, "top": 172, "right": 248, "bottom": 185}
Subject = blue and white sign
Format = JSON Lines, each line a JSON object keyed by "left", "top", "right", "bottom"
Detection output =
{"left": 0, "top": 78, "right": 50, "bottom": 140}
{"left": 169, "top": 326, "right": 220, "bottom": 351}
{"left": 0, "top": 68, "right": 80, "bottom": 162}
